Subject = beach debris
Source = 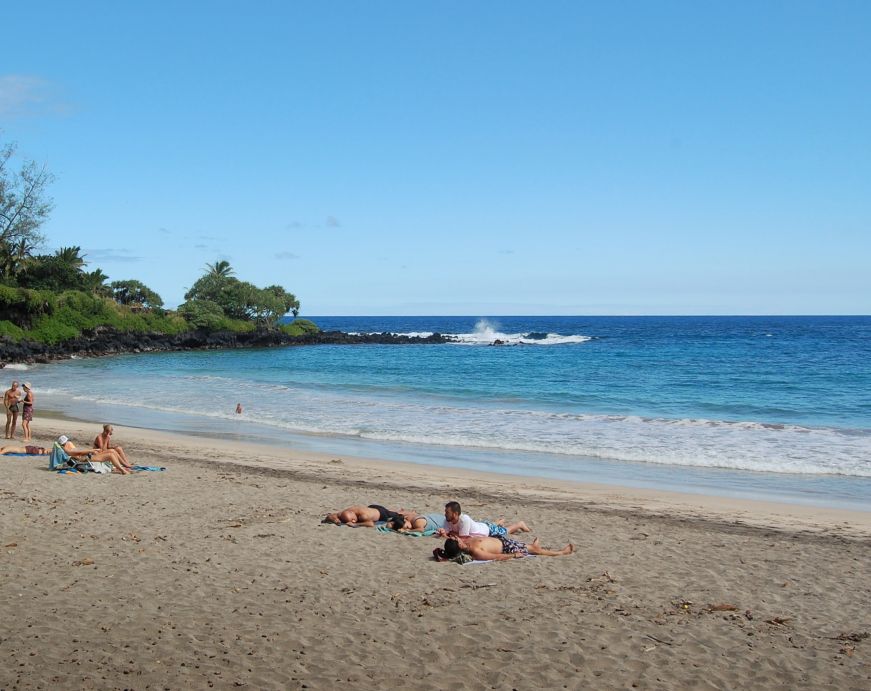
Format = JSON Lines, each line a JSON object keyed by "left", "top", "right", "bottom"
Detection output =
{"left": 705, "top": 603, "right": 738, "bottom": 612}
{"left": 72, "top": 558, "right": 95, "bottom": 566}
{"left": 329, "top": 458, "right": 343, "bottom": 464}
{"left": 461, "top": 583, "right": 497, "bottom": 590}
{"left": 228, "top": 523, "right": 242, "bottom": 528}
{"left": 645, "top": 634, "right": 674, "bottom": 647}
{"left": 4, "top": 542, "right": 17, "bottom": 548}
{"left": 835, "top": 631, "right": 868, "bottom": 643}
{"left": 587, "top": 571, "right": 616, "bottom": 583}
{"left": 744, "top": 610, "right": 754, "bottom": 620}
{"left": 765, "top": 617, "right": 792, "bottom": 627}
{"left": 643, "top": 645, "right": 657, "bottom": 653}
{"left": 121, "top": 533, "right": 141, "bottom": 543}
{"left": 672, "top": 599, "right": 693, "bottom": 612}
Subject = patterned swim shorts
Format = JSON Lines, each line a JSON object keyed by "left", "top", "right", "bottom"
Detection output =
{"left": 485, "top": 522, "right": 508, "bottom": 538}
{"left": 498, "top": 535, "right": 528, "bottom": 556}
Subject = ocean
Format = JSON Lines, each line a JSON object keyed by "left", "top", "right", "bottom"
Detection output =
{"left": 19, "top": 315, "right": 871, "bottom": 508}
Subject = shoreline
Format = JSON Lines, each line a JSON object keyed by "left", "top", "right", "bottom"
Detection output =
{"left": 30, "top": 412, "right": 871, "bottom": 539}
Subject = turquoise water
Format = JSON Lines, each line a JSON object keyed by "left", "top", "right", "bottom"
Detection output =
{"left": 22, "top": 316, "right": 871, "bottom": 508}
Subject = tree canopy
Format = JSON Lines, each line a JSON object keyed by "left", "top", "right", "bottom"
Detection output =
{"left": 110, "top": 279, "right": 164, "bottom": 309}
{"left": 182, "top": 261, "right": 300, "bottom": 326}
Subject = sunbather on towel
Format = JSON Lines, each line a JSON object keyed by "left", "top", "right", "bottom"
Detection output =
{"left": 0, "top": 444, "right": 49, "bottom": 455}
{"left": 93, "top": 424, "right": 132, "bottom": 467}
{"left": 435, "top": 501, "right": 531, "bottom": 538}
{"left": 440, "top": 535, "right": 574, "bottom": 562}
{"left": 387, "top": 511, "right": 446, "bottom": 533}
{"left": 322, "top": 504, "right": 405, "bottom": 527}
{"left": 58, "top": 435, "right": 132, "bottom": 475}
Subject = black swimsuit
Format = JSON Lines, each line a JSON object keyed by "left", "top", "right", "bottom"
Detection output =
{"left": 368, "top": 504, "right": 399, "bottom": 522}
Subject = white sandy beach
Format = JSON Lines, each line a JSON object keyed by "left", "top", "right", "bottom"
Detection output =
{"left": 1, "top": 417, "right": 870, "bottom": 689}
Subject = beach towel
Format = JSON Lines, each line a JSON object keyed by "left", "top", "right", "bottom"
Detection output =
{"left": 375, "top": 525, "right": 437, "bottom": 537}
{"left": 132, "top": 465, "right": 166, "bottom": 471}
{"left": 48, "top": 443, "right": 73, "bottom": 470}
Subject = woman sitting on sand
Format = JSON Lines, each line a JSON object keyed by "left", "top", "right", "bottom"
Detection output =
{"left": 93, "top": 424, "right": 132, "bottom": 467}
{"left": 438, "top": 535, "right": 574, "bottom": 562}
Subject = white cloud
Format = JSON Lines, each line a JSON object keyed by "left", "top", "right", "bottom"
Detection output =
{"left": 0, "top": 75, "right": 69, "bottom": 117}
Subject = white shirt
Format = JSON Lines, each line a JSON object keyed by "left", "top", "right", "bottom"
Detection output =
{"left": 445, "top": 513, "right": 489, "bottom": 537}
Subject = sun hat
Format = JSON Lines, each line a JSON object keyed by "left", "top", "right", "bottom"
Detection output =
{"left": 57, "top": 435, "right": 69, "bottom": 445}
{"left": 22, "top": 382, "right": 32, "bottom": 389}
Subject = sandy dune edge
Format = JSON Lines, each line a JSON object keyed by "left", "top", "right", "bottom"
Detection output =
{"left": 1, "top": 420, "right": 869, "bottom": 689}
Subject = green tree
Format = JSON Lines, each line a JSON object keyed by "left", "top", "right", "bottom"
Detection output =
{"left": 0, "top": 137, "right": 54, "bottom": 254}
{"left": 54, "top": 245, "right": 87, "bottom": 271}
{"left": 110, "top": 279, "right": 164, "bottom": 309}
{"left": 204, "top": 259, "right": 234, "bottom": 278}
{"left": 0, "top": 237, "right": 36, "bottom": 283}
{"left": 84, "top": 268, "right": 112, "bottom": 297}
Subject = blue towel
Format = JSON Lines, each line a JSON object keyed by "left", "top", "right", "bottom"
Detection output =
{"left": 376, "top": 524, "right": 437, "bottom": 537}
{"left": 132, "top": 465, "right": 166, "bottom": 471}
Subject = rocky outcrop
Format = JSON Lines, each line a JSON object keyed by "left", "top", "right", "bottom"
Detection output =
{"left": 0, "top": 329, "right": 453, "bottom": 366}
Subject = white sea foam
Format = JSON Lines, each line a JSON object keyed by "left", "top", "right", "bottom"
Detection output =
{"left": 354, "top": 320, "right": 592, "bottom": 345}
{"left": 3, "top": 363, "right": 29, "bottom": 370}
{"left": 36, "top": 373, "right": 871, "bottom": 478}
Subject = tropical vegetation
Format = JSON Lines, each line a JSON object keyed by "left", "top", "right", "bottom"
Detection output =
{"left": 0, "top": 136, "right": 315, "bottom": 344}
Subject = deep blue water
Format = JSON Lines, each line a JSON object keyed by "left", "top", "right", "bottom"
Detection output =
{"left": 24, "top": 315, "right": 871, "bottom": 508}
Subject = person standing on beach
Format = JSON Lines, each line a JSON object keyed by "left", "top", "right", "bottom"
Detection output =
{"left": 93, "top": 424, "right": 132, "bottom": 467}
{"left": 20, "top": 382, "right": 34, "bottom": 442}
{"left": 4, "top": 380, "right": 21, "bottom": 439}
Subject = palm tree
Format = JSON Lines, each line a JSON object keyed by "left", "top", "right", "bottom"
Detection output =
{"left": 84, "top": 268, "right": 111, "bottom": 296}
{"left": 55, "top": 245, "right": 87, "bottom": 271}
{"left": 0, "top": 237, "right": 36, "bottom": 282}
{"left": 204, "top": 260, "right": 234, "bottom": 278}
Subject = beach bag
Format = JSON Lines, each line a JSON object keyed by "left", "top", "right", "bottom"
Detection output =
{"left": 48, "top": 443, "right": 73, "bottom": 470}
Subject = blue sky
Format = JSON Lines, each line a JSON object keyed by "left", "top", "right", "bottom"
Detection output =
{"left": 2, "top": 2, "right": 869, "bottom": 315}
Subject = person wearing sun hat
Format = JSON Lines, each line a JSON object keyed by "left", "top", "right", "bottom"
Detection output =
{"left": 20, "top": 382, "right": 34, "bottom": 442}
{"left": 57, "top": 434, "right": 132, "bottom": 474}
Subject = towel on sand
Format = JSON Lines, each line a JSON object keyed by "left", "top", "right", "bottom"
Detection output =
{"left": 376, "top": 524, "right": 437, "bottom": 537}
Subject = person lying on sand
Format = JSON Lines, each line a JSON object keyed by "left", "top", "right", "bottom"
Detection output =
{"left": 435, "top": 501, "right": 531, "bottom": 538}
{"left": 0, "top": 444, "right": 49, "bottom": 455}
{"left": 322, "top": 504, "right": 406, "bottom": 527}
{"left": 387, "top": 511, "right": 447, "bottom": 533}
{"left": 438, "top": 535, "right": 574, "bottom": 562}
{"left": 58, "top": 435, "right": 133, "bottom": 475}
{"left": 93, "top": 424, "right": 132, "bottom": 467}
